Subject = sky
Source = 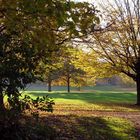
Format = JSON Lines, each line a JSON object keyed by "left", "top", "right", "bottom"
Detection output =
{"left": 74, "top": 0, "right": 103, "bottom": 3}
{"left": 74, "top": 0, "right": 107, "bottom": 8}
{"left": 75, "top": 0, "right": 93, "bottom": 2}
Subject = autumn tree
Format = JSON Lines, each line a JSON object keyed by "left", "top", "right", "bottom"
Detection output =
{"left": 0, "top": 0, "right": 46, "bottom": 110}
{"left": 38, "top": 1, "right": 100, "bottom": 92}
{"left": 62, "top": 61, "right": 85, "bottom": 93}
{"left": 40, "top": 49, "right": 64, "bottom": 92}
{"left": 0, "top": 0, "right": 100, "bottom": 111}
{"left": 71, "top": 49, "right": 96, "bottom": 89}
{"left": 54, "top": 47, "right": 84, "bottom": 92}
{"left": 0, "top": 0, "right": 93, "bottom": 110}
{"left": 90, "top": 0, "right": 140, "bottom": 105}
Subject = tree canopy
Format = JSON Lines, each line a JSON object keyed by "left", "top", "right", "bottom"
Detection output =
{"left": 0, "top": 0, "right": 99, "bottom": 110}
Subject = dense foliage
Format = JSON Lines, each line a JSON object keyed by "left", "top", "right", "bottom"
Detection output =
{"left": 0, "top": 0, "right": 99, "bottom": 110}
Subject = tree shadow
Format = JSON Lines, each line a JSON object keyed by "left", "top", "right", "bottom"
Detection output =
{"left": 40, "top": 114, "right": 137, "bottom": 140}
{"left": 0, "top": 112, "right": 138, "bottom": 140}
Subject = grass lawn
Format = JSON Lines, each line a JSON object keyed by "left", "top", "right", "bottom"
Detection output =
{"left": 24, "top": 86, "right": 139, "bottom": 112}
{"left": 21, "top": 86, "right": 139, "bottom": 139}
{"left": 24, "top": 85, "right": 136, "bottom": 103}
{"left": 26, "top": 91, "right": 136, "bottom": 104}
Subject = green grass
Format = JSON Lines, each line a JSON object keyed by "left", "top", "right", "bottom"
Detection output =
{"left": 23, "top": 87, "right": 139, "bottom": 112}
{"left": 24, "top": 85, "right": 136, "bottom": 103}
{"left": 20, "top": 86, "right": 139, "bottom": 139}
{"left": 25, "top": 91, "right": 136, "bottom": 104}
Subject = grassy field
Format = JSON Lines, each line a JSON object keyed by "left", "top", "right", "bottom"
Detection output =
{"left": 26, "top": 90, "right": 136, "bottom": 104}
{"left": 25, "top": 85, "right": 136, "bottom": 103}
{"left": 22, "top": 86, "right": 140, "bottom": 139}
{"left": 24, "top": 86, "right": 138, "bottom": 112}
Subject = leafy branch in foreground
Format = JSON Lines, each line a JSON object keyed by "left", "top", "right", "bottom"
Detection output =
{"left": 7, "top": 95, "right": 55, "bottom": 114}
{"left": 23, "top": 95, "right": 55, "bottom": 112}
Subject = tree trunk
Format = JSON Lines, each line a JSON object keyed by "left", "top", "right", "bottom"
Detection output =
{"left": 77, "top": 87, "right": 81, "bottom": 91}
{"left": 0, "top": 88, "right": 5, "bottom": 111}
{"left": 67, "top": 76, "right": 70, "bottom": 93}
{"left": 48, "top": 76, "right": 52, "bottom": 92}
{"left": 136, "top": 76, "right": 140, "bottom": 105}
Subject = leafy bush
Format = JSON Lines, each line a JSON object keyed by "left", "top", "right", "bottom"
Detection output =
{"left": 0, "top": 95, "right": 55, "bottom": 140}
{"left": 7, "top": 94, "right": 55, "bottom": 115}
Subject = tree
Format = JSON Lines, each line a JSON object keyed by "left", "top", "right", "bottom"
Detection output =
{"left": 0, "top": 0, "right": 42, "bottom": 110}
{"left": 90, "top": 0, "right": 140, "bottom": 105}
{"left": 71, "top": 49, "right": 97, "bottom": 89}
{"left": 63, "top": 61, "right": 85, "bottom": 93}
{"left": 60, "top": 47, "right": 84, "bottom": 92}
{"left": 40, "top": 56, "right": 62, "bottom": 92}
{"left": 0, "top": 0, "right": 100, "bottom": 111}
{"left": 36, "top": 1, "right": 100, "bottom": 92}
{"left": 0, "top": 0, "right": 72, "bottom": 110}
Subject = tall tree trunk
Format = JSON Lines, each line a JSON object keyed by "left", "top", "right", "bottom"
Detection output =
{"left": 67, "top": 76, "right": 70, "bottom": 93}
{"left": 136, "top": 75, "right": 140, "bottom": 105}
{"left": 0, "top": 87, "right": 5, "bottom": 111}
{"left": 77, "top": 86, "right": 81, "bottom": 91}
{"left": 48, "top": 75, "right": 52, "bottom": 92}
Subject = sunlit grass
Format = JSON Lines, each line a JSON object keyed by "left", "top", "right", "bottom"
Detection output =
{"left": 21, "top": 87, "right": 139, "bottom": 139}
{"left": 24, "top": 90, "right": 136, "bottom": 104}
{"left": 22, "top": 89, "right": 140, "bottom": 112}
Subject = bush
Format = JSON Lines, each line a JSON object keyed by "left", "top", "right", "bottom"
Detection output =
{"left": 0, "top": 95, "right": 55, "bottom": 140}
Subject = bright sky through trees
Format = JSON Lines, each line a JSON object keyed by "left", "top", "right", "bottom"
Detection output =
{"left": 75, "top": 0, "right": 98, "bottom": 6}
{"left": 74, "top": 0, "right": 114, "bottom": 8}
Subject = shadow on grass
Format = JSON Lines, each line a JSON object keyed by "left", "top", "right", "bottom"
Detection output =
{"left": 37, "top": 115, "right": 137, "bottom": 140}
{"left": 27, "top": 92, "right": 136, "bottom": 104}
{"left": 0, "top": 111, "right": 138, "bottom": 140}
